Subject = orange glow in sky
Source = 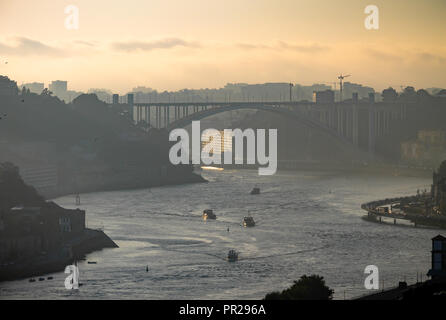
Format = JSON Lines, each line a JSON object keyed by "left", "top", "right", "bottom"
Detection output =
{"left": 0, "top": 0, "right": 445, "bottom": 93}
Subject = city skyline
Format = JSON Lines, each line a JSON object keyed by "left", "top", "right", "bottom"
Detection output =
{"left": 0, "top": 0, "right": 445, "bottom": 93}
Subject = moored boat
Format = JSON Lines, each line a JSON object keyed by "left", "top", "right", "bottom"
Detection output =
{"left": 203, "top": 209, "right": 217, "bottom": 220}
{"left": 242, "top": 216, "right": 255, "bottom": 227}
{"left": 227, "top": 249, "right": 238, "bottom": 262}
{"left": 250, "top": 187, "right": 260, "bottom": 195}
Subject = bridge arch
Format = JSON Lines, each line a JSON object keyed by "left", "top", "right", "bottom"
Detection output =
{"left": 165, "top": 104, "right": 353, "bottom": 147}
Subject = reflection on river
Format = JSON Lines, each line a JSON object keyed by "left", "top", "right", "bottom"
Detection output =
{"left": 0, "top": 169, "right": 437, "bottom": 299}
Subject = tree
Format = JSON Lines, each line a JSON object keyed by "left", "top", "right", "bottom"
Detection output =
{"left": 382, "top": 87, "right": 398, "bottom": 103}
{"left": 403, "top": 86, "right": 416, "bottom": 96}
{"left": 0, "top": 162, "right": 44, "bottom": 210}
{"left": 417, "top": 89, "right": 431, "bottom": 97}
{"left": 40, "top": 88, "right": 53, "bottom": 96}
{"left": 399, "top": 86, "right": 417, "bottom": 102}
{"left": 264, "top": 275, "right": 334, "bottom": 300}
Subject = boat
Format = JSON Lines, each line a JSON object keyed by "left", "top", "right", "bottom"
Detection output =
{"left": 38, "top": 277, "right": 45, "bottom": 281}
{"left": 250, "top": 187, "right": 260, "bottom": 195}
{"left": 243, "top": 216, "right": 256, "bottom": 227}
{"left": 47, "top": 276, "right": 53, "bottom": 280}
{"left": 29, "top": 278, "right": 36, "bottom": 283}
{"left": 227, "top": 249, "right": 239, "bottom": 262}
{"left": 87, "top": 261, "right": 97, "bottom": 264}
{"left": 202, "top": 209, "right": 217, "bottom": 220}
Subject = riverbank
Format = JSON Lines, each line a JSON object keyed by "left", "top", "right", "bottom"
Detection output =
{"left": 0, "top": 229, "right": 118, "bottom": 282}
{"left": 41, "top": 167, "right": 207, "bottom": 199}
{"left": 361, "top": 195, "right": 446, "bottom": 229}
{"left": 218, "top": 160, "right": 433, "bottom": 178}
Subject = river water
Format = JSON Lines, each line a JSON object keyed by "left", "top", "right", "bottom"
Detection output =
{"left": 0, "top": 169, "right": 439, "bottom": 299}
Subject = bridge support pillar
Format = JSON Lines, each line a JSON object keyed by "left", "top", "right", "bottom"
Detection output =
{"left": 156, "top": 106, "right": 160, "bottom": 128}
{"left": 128, "top": 93, "right": 134, "bottom": 123}
{"left": 378, "top": 110, "right": 383, "bottom": 136}
{"left": 329, "top": 109, "right": 335, "bottom": 129}
{"left": 337, "top": 107, "right": 342, "bottom": 135}
{"left": 384, "top": 111, "right": 390, "bottom": 135}
{"left": 352, "top": 105, "right": 359, "bottom": 146}
{"left": 368, "top": 106, "right": 376, "bottom": 155}
{"left": 165, "top": 106, "right": 170, "bottom": 127}
{"left": 346, "top": 109, "right": 351, "bottom": 140}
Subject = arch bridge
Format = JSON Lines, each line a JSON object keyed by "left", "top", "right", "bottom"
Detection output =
{"left": 112, "top": 95, "right": 408, "bottom": 154}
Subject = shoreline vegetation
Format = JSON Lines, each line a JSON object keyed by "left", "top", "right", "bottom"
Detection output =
{"left": 44, "top": 166, "right": 207, "bottom": 200}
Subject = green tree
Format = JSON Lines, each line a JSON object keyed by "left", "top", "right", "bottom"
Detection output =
{"left": 382, "top": 87, "right": 398, "bottom": 103}
{"left": 264, "top": 275, "right": 334, "bottom": 300}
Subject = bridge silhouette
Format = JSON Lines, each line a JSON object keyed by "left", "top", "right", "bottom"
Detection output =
{"left": 112, "top": 94, "right": 408, "bottom": 155}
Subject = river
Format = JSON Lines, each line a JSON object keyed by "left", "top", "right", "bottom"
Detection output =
{"left": 0, "top": 169, "right": 439, "bottom": 299}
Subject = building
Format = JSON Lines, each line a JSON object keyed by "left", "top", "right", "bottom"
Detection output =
{"left": 21, "top": 82, "right": 44, "bottom": 94}
{"left": 401, "top": 130, "right": 446, "bottom": 167}
{"left": 0, "top": 76, "right": 19, "bottom": 96}
{"left": 0, "top": 202, "right": 86, "bottom": 262}
{"left": 431, "top": 161, "right": 446, "bottom": 215}
{"left": 313, "top": 90, "right": 335, "bottom": 104}
{"left": 49, "top": 80, "right": 68, "bottom": 98}
{"left": 112, "top": 94, "right": 119, "bottom": 104}
{"left": 428, "top": 235, "right": 446, "bottom": 280}
{"left": 343, "top": 82, "right": 375, "bottom": 100}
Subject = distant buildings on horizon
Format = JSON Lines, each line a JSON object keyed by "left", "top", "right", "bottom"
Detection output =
{"left": 0, "top": 74, "right": 442, "bottom": 105}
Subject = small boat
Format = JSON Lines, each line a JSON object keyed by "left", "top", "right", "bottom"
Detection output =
{"left": 29, "top": 278, "right": 36, "bottom": 283}
{"left": 250, "top": 187, "right": 260, "bottom": 195}
{"left": 38, "top": 277, "right": 45, "bottom": 281}
{"left": 87, "top": 261, "right": 97, "bottom": 264}
{"left": 47, "top": 276, "right": 53, "bottom": 280}
{"left": 227, "top": 249, "right": 239, "bottom": 262}
{"left": 202, "top": 209, "right": 217, "bottom": 220}
{"left": 243, "top": 216, "right": 256, "bottom": 227}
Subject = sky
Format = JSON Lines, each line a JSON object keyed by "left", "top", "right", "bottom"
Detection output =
{"left": 0, "top": 0, "right": 445, "bottom": 94}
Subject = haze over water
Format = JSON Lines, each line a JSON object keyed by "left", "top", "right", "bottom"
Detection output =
{"left": 0, "top": 169, "right": 437, "bottom": 299}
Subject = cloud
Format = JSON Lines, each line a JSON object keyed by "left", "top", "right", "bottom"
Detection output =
{"left": 0, "top": 37, "right": 65, "bottom": 56}
{"left": 112, "top": 38, "right": 200, "bottom": 52}
{"left": 363, "top": 48, "right": 446, "bottom": 64}
{"left": 277, "top": 41, "right": 330, "bottom": 53}
{"left": 236, "top": 43, "right": 272, "bottom": 50}
{"left": 416, "top": 52, "right": 446, "bottom": 64}
{"left": 363, "top": 48, "right": 401, "bottom": 62}
{"left": 74, "top": 40, "right": 98, "bottom": 47}
{"left": 236, "top": 41, "right": 330, "bottom": 53}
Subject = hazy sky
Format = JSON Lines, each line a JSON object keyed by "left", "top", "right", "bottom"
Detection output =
{"left": 0, "top": 0, "right": 445, "bottom": 93}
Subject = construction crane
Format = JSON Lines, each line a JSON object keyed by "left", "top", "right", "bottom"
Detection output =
{"left": 338, "top": 74, "right": 351, "bottom": 102}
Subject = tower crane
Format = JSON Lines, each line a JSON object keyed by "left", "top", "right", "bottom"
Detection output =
{"left": 338, "top": 74, "right": 351, "bottom": 102}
